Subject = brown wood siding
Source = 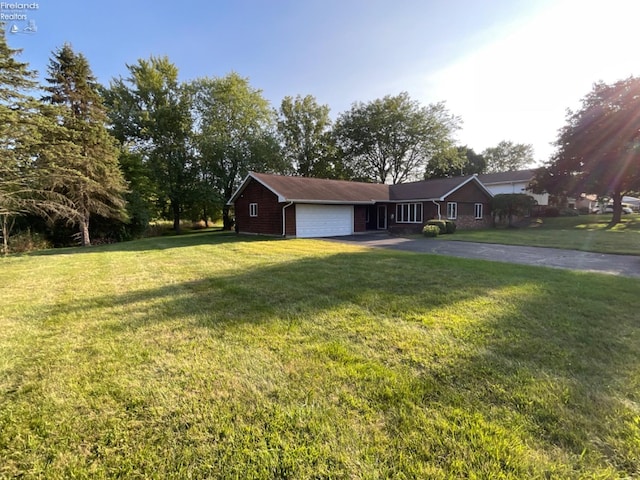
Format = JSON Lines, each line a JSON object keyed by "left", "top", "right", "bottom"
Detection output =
{"left": 285, "top": 204, "right": 296, "bottom": 236}
{"left": 423, "top": 201, "right": 439, "bottom": 220}
{"left": 456, "top": 215, "right": 492, "bottom": 229}
{"left": 234, "top": 179, "right": 282, "bottom": 235}
{"left": 354, "top": 206, "right": 367, "bottom": 232}
{"left": 447, "top": 181, "right": 492, "bottom": 203}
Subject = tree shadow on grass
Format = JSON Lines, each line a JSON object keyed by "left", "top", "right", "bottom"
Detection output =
{"left": 409, "top": 275, "right": 640, "bottom": 476}
{"left": 33, "top": 245, "right": 639, "bottom": 389}
{"left": 20, "top": 246, "right": 640, "bottom": 476}
{"left": 605, "top": 216, "right": 640, "bottom": 230}
{"left": 34, "top": 249, "right": 492, "bottom": 331}
{"left": 27, "top": 231, "right": 284, "bottom": 256}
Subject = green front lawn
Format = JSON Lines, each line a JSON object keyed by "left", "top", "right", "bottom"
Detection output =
{"left": 1, "top": 231, "right": 639, "bottom": 478}
{"left": 450, "top": 214, "right": 640, "bottom": 255}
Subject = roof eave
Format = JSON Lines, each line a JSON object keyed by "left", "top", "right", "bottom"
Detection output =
{"left": 287, "top": 199, "right": 378, "bottom": 205}
{"left": 391, "top": 197, "right": 443, "bottom": 202}
{"left": 482, "top": 180, "right": 529, "bottom": 186}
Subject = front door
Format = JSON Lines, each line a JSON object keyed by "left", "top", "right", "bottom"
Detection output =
{"left": 377, "top": 205, "right": 387, "bottom": 229}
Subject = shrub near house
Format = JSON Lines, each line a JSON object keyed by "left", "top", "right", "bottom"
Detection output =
{"left": 422, "top": 225, "right": 440, "bottom": 237}
{"left": 491, "top": 193, "right": 536, "bottom": 227}
{"left": 424, "top": 219, "right": 456, "bottom": 234}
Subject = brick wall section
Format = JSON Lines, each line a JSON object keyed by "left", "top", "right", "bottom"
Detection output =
{"left": 455, "top": 215, "right": 492, "bottom": 229}
{"left": 234, "top": 179, "right": 283, "bottom": 235}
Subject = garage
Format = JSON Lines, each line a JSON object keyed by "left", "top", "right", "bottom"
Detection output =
{"left": 295, "top": 204, "right": 353, "bottom": 238}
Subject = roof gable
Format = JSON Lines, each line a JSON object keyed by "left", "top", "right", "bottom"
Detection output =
{"left": 389, "top": 175, "right": 492, "bottom": 201}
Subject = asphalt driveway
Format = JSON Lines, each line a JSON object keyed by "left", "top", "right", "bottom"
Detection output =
{"left": 325, "top": 234, "right": 640, "bottom": 279}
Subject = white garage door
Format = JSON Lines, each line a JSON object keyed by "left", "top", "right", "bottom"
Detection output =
{"left": 296, "top": 204, "right": 353, "bottom": 238}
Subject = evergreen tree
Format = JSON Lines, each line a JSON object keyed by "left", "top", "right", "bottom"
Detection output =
{"left": 0, "top": 30, "right": 76, "bottom": 254}
{"left": 43, "top": 43, "right": 128, "bottom": 246}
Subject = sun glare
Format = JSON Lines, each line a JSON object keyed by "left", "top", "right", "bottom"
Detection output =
{"left": 424, "top": 0, "right": 640, "bottom": 162}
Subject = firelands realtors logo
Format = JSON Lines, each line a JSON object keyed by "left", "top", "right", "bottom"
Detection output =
{"left": 1, "top": 2, "right": 39, "bottom": 34}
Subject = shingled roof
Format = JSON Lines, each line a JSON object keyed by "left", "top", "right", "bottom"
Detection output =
{"left": 477, "top": 169, "right": 536, "bottom": 185}
{"left": 229, "top": 172, "right": 492, "bottom": 205}
{"left": 234, "top": 172, "right": 390, "bottom": 204}
{"left": 390, "top": 175, "right": 487, "bottom": 200}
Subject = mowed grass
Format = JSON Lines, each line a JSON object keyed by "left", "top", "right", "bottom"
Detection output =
{"left": 1, "top": 232, "right": 639, "bottom": 479}
{"left": 450, "top": 214, "right": 640, "bottom": 255}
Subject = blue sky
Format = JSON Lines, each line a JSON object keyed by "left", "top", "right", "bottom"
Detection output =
{"left": 4, "top": 0, "right": 639, "bottom": 163}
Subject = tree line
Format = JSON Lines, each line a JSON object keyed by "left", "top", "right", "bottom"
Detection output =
{"left": 1, "top": 30, "right": 540, "bottom": 253}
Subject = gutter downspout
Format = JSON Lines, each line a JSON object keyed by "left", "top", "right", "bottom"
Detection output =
{"left": 431, "top": 200, "right": 442, "bottom": 220}
{"left": 282, "top": 202, "right": 294, "bottom": 237}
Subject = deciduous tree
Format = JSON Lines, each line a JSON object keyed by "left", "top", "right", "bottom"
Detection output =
{"left": 532, "top": 77, "right": 640, "bottom": 224}
{"left": 334, "top": 93, "right": 459, "bottom": 184}
{"left": 191, "top": 73, "right": 283, "bottom": 229}
{"left": 277, "top": 94, "right": 335, "bottom": 177}
{"left": 104, "top": 56, "right": 195, "bottom": 232}
{"left": 483, "top": 141, "right": 534, "bottom": 174}
{"left": 424, "top": 146, "right": 486, "bottom": 179}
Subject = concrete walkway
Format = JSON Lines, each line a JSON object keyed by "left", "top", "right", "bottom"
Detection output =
{"left": 326, "top": 234, "right": 640, "bottom": 279}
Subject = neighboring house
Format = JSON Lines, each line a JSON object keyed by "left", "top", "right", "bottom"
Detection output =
{"left": 228, "top": 172, "right": 493, "bottom": 238}
{"left": 623, "top": 196, "right": 640, "bottom": 211}
{"left": 574, "top": 193, "right": 598, "bottom": 212}
{"left": 575, "top": 194, "right": 640, "bottom": 212}
{"left": 477, "top": 169, "right": 548, "bottom": 206}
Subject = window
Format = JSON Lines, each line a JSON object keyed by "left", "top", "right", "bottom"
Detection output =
{"left": 395, "top": 203, "right": 423, "bottom": 223}
{"left": 447, "top": 202, "right": 457, "bottom": 220}
{"left": 474, "top": 203, "right": 483, "bottom": 219}
{"left": 249, "top": 203, "right": 258, "bottom": 217}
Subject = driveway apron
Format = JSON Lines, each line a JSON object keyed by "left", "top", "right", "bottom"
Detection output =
{"left": 325, "top": 234, "right": 640, "bottom": 279}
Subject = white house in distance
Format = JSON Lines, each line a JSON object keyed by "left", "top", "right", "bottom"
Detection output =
{"left": 477, "top": 169, "right": 548, "bottom": 206}
{"left": 576, "top": 194, "right": 640, "bottom": 212}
